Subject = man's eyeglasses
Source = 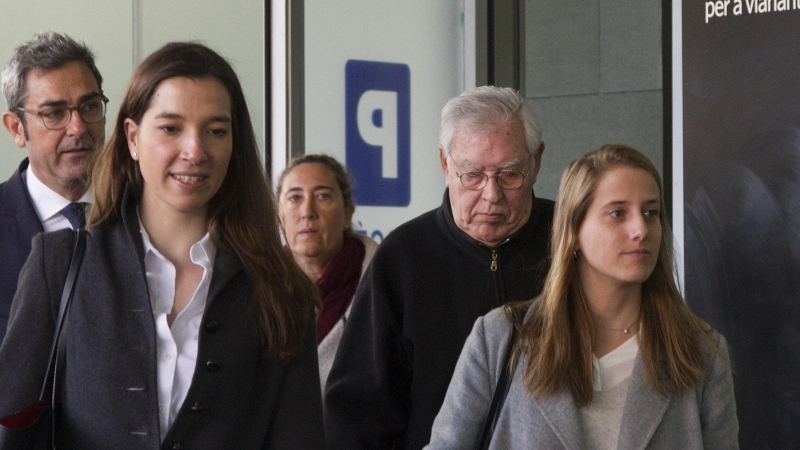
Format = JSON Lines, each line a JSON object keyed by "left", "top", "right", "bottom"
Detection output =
{"left": 455, "top": 170, "right": 528, "bottom": 190}
{"left": 17, "top": 94, "right": 109, "bottom": 130}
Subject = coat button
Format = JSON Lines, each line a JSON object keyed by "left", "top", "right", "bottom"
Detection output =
{"left": 171, "top": 444, "right": 184, "bottom": 449}
{"left": 190, "top": 402, "right": 205, "bottom": 412}
{"left": 206, "top": 360, "right": 220, "bottom": 372}
{"left": 205, "top": 321, "right": 219, "bottom": 333}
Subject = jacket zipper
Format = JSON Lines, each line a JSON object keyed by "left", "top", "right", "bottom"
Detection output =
{"left": 489, "top": 238, "right": 510, "bottom": 272}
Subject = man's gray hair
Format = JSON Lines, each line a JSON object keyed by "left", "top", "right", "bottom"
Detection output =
{"left": 1, "top": 32, "right": 102, "bottom": 118}
{"left": 439, "top": 86, "right": 542, "bottom": 158}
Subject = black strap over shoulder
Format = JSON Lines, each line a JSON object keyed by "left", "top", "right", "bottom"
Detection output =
{"left": 38, "top": 229, "right": 87, "bottom": 401}
{"left": 0, "top": 230, "right": 87, "bottom": 450}
{"left": 477, "top": 306, "right": 521, "bottom": 450}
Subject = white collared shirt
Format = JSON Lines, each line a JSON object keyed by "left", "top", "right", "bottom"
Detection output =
{"left": 25, "top": 167, "right": 92, "bottom": 231}
{"left": 140, "top": 223, "right": 216, "bottom": 442}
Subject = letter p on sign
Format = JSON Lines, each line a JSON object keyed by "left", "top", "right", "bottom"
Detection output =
{"left": 346, "top": 60, "right": 410, "bottom": 206}
{"left": 357, "top": 90, "right": 398, "bottom": 178}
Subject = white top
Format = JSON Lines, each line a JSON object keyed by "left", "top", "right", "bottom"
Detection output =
{"left": 581, "top": 335, "right": 639, "bottom": 450}
{"left": 140, "top": 223, "right": 216, "bottom": 442}
{"left": 25, "top": 167, "right": 91, "bottom": 231}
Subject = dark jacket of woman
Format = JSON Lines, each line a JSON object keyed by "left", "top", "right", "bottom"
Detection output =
{"left": 0, "top": 191, "right": 325, "bottom": 450}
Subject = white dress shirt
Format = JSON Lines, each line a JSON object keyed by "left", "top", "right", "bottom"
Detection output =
{"left": 25, "top": 167, "right": 91, "bottom": 231}
{"left": 140, "top": 223, "right": 216, "bottom": 442}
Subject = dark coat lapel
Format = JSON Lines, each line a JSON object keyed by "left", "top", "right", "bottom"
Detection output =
{"left": 206, "top": 248, "right": 242, "bottom": 308}
{"left": 0, "top": 160, "right": 42, "bottom": 233}
{"left": 0, "top": 159, "right": 45, "bottom": 337}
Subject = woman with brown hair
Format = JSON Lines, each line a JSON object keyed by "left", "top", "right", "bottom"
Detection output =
{"left": 276, "top": 154, "right": 378, "bottom": 395}
{"left": 426, "top": 144, "right": 738, "bottom": 449}
{"left": 0, "top": 42, "right": 323, "bottom": 449}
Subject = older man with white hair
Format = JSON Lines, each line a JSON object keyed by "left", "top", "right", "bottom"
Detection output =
{"left": 324, "top": 86, "right": 555, "bottom": 450}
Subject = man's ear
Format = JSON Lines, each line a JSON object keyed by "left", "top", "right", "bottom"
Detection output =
{"left": 439, "top": 146, "right": 449, "bottom": 186}
{"left": 2, "top": 111, "right": 27, "bottom": 148}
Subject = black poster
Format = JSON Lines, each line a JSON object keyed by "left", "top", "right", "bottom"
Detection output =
{"left": 681, "top": 1, "right": 800, "bottom": 447}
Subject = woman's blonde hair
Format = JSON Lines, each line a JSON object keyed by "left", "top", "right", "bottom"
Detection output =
{"left": 510, "top": 143, "right": 712, "bottom": 406}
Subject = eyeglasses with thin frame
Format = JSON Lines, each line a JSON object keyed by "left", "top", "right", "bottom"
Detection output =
{"left": 455, "top": 170, "right": 529, "bottom": 190}
{"left": 16, "top": 94, "right": 109, "bottom": 130}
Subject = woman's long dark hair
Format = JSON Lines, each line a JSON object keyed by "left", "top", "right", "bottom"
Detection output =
{"left": 89, "top": 42, "right": 318, "bottom": 360}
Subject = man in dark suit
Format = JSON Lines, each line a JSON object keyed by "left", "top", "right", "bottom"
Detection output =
{"left": 0, "top": 32, "right": 105, "bottom": 340}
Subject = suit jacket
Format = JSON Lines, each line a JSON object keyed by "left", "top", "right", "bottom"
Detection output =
{"left": 0, "top": 190, "right": 325, "bottom": 449}
{"left": 0, "top": 158, "right": 44, "bottom": 340}
{"left": 426, "top": 306, "right": 739, "bottom": 450}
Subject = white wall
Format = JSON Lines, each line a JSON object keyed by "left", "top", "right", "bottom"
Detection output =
{"left": 304, "top": 1, "right": 462, "bottom": 241}
{"left": 0, "top": 0, "right": 265, "bottom": 180}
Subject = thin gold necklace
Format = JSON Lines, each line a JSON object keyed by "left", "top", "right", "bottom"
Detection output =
{"left": 595, "top": 311, "right": 640, "bottom": 334}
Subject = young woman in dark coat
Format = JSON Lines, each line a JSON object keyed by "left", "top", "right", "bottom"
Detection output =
{"left": 0, "top": 42, "right": 323, "bottom": 449}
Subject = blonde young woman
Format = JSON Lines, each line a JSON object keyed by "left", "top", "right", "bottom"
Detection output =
{"left": 426, "top": 144, "right": 738, "bottom": 449}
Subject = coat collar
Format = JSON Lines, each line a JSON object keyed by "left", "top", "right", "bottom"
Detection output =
{"left": 530, "top": 351, "right": 672, "bottom": 450}
{"left": 120, "top": 184, "right": 148, "bottom": 266}
{"left": 617, "top": 356, "right": 672, "bottom": 450}
{"left": 206, "top": 248, "right": 243, "bottom": 306}
{"left": 532, "top": 388, "right": 586, "bottom": 450}
{"left": 435, "top": 188, "right": 542, "bottom": 257}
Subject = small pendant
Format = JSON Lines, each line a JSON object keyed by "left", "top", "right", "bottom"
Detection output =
{"left": 622, "top": 328, "right": 629, "bottom": 334}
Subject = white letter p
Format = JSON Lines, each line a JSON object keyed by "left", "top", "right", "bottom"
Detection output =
{"left": 356, "top": 90, "right": 398, "bottom": 179}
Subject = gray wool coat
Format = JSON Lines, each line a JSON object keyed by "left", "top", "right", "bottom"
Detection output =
{"left": 425, "top": 305, "right": 739, "bottom": 450}
{"left": 0, "top": 194, "right": 325, "bottom": 450}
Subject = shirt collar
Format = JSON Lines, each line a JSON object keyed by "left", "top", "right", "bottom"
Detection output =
{"left": 25, "top": 166, "right": 92, "bottom": 222}
{"left": 138, "top": 214, "right": 217, "bottom": 271}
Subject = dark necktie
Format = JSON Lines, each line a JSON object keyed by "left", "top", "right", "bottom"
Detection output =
{"left": 60, "top": 202, "right": 86, "bottom": 229}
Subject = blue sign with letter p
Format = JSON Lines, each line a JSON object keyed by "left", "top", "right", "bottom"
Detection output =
{"left": 345, "top": 60, "right": 410, "bottom": 206}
